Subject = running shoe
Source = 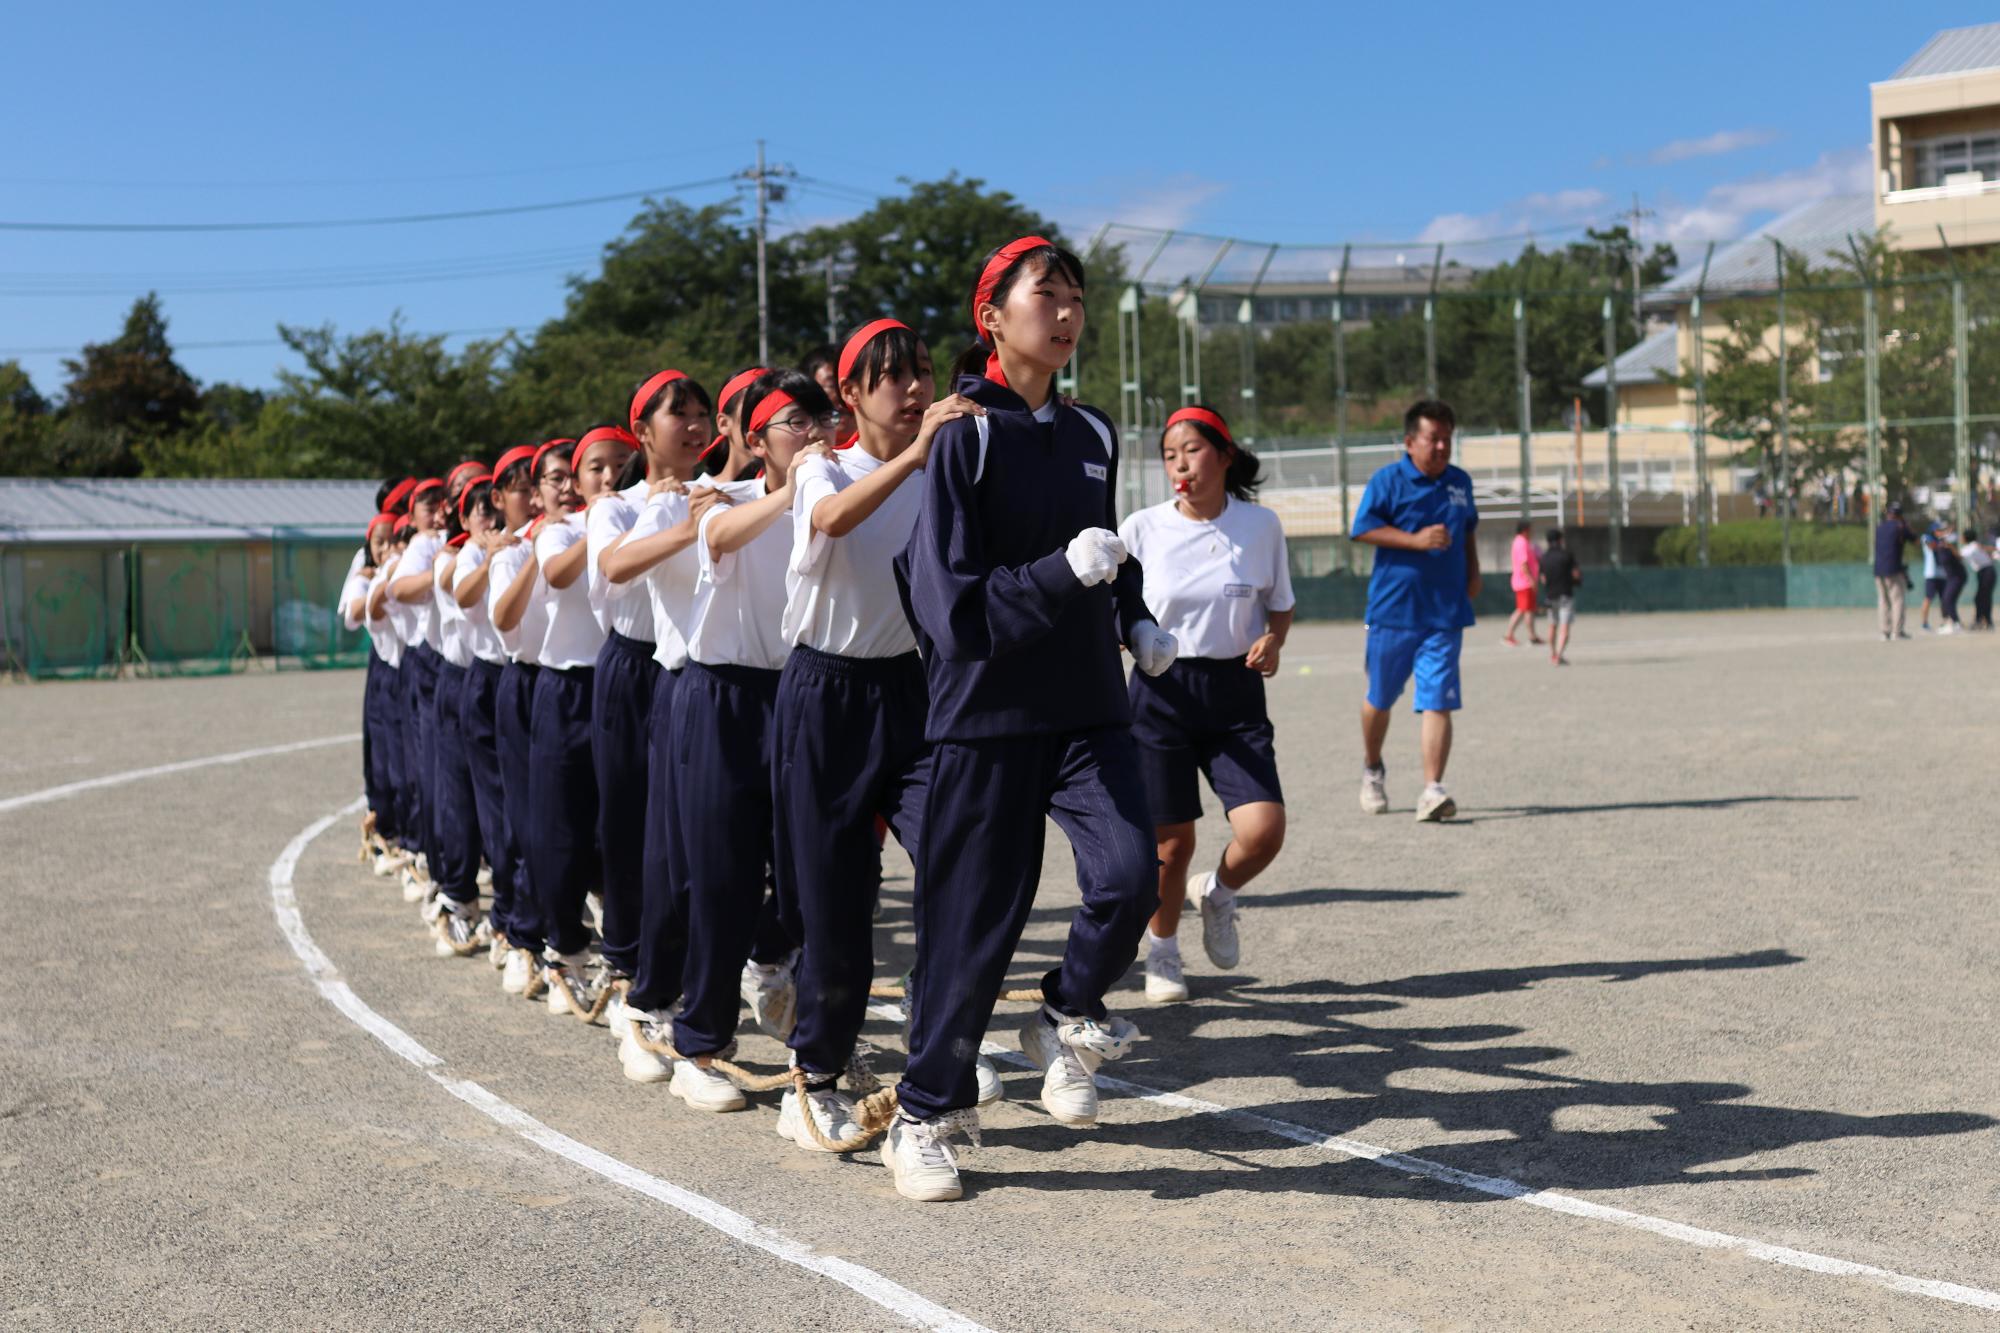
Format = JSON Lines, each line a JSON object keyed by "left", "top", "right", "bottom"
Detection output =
{"left": 1360, "top": 765, "right": 1389, "bottom": 815}
{"left": 741, "top": 956, "right": 798, "bottom": 1041}
{"left": 610, "top": 998, "right": 671, "bottom": 1085}
{"left": 1188, "top": 872, "right": 1240, "bottom": 969}
{"left": 777, "top": 1084, "right": 862, "bottom": 1153}
{"left": 880, "top": 1115, "right": 967, "bottom": 1202}
{"left": 1415, "top": 783, "right": 1457, "bottom": 822}
{"left": 1017, "top": 1010, "right": 1139, "bottom": 1127}
{"left": 669, "top": 1058, "right": 746, "bottom": 1113}
{"left": 1144, "top": 949, "right": 1189, "bottom": 1004}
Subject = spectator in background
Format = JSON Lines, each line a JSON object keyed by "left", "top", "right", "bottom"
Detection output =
{"left": 1935, "top": 522, "right": 1967, "bottom": 635}
{"left": 1873, "top": 501, "right": 1914, "bottom": 642}
{"left": 1919, "top": 523, "right": 1944, "bottom": 630}
{"left": 1502, "top": 520, "right": 1542, "bottom": 648}
{"left": 1960, "top": 528, "right": 1995, "bottom": 631}
{"left": 799, "top": 344, "right": 842, "bottom": 436}
{"left": 1539, "top": 529, "right": 1581, "bottom": 665}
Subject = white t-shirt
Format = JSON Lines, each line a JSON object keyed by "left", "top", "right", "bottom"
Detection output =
{"left": 1118, "top": 496, "right": 1296, "bottom": 660}
{"left": 487, "top": 523, "right": 546, "bottom": 666}
{"left": 1962, "top": 540, "right": 1995, "bottom": 573}
{"left": 535, "top": 513, "right": 605, "bottom": 670}
{"left": 587, "top": 480, "right": 656, "bottom": 642}
{"left": 364, "top": 566, "right": 402, "bottom": 667}
{"left": 627, "top": 489, "right": 700, "bottom": 671}
{"left": 396, "top": 531, "right": 444, "bottom": 651}
{"left": 454, "top": 544, "right": 507, "bottom": 665}
{"left": 435, "top": 546, "right": 472, "bottom": 668}
{"left": 783, "top": 448, "right": 921, "bottom": 658}
{"left": 687, "top": 478, "right": 792, "bottom": 671}
{"left": 381, "top": 544, "right": 422, "bottom": 651}
{"left": 338, "top": 566, "right": 371, "bottom": 633}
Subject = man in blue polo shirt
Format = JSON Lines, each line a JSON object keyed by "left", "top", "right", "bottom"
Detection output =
{"left": 1351, "top": 399, "right": 1481, "bottom": 822}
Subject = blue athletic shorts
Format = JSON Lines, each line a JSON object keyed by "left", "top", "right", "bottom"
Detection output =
{"left": 1364, "top": 626, "right": 1463, "bottom": 713}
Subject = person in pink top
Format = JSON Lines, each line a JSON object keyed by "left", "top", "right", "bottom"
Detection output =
{"left": 1503, "top": 520, "right": 1543, "bottom": 647}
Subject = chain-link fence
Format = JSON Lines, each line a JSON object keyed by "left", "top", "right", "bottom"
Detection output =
{"left": 1, "top": 538, "right": 368, "bottom": 680}
{"left": 1063, "top": 212, "right": 2000, "bottom": 571}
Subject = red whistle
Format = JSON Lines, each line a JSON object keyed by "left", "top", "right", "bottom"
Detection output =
{"left": 1173, "top": 479, "right": 1191, "bottom": 494}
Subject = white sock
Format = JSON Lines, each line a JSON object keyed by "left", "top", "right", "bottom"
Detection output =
{"left": 1205, "top": 878, "right": 1238, "bottom": 908}
{"left": 1147, "top": 928, "right": 1180, "bottom": 958}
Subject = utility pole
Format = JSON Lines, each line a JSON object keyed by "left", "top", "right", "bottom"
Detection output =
{"left": 1613, "top": 193, "right": 1655, "bottom": 342}
{"left": 738, "top": 140, "right": 795, "bottom": 365}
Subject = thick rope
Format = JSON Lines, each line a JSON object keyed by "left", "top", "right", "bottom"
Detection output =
{"left": 629, "top": 1026, "right": 800, "bottom": 1094}
{"left": 786, "top": 1067, "right": 903, "bottom": 1152}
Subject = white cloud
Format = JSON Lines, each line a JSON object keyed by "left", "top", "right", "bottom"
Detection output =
{"left": 1416, "top": 187, "right": 1610, "bottom": 244}
{"left": 1047, "top": 172, "right": 1231, "bottom": 235}
{"left": 1646, "top": 127, "right": 1780, "bottom": 165}
{"left": 1654, "top": 146, "right": 1871, "bottom": 241}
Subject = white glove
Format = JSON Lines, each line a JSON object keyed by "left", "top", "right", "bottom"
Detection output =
{"left": 1129, "top": 620, "right": 1179, "bottom": 677}
{"left": 1065, "top": 528, "right": 1127, "bottom": 588}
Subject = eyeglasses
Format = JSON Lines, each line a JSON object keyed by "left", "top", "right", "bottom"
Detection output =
{"left": 770, "top": 412, "right": 835, "bottom": 436}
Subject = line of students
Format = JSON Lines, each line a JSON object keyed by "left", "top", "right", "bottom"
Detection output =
{"left": 336, "top": 237, "right": 1294, "bottom": 1202}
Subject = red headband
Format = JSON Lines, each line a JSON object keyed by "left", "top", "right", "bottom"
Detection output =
{"left": 746, "top": 390, "right": 795, "bottom": 436}
{"left": 393, "top": 514, "right": 414, "bottom": 536}
{"left": 572, "top": 425, "right": 640, "bottom": 474}
{"left": 491, "top": 444, "right": 538, "bottom": 480}
{"left": 455, "top": 473, "right": 492, "bottom": 518}
{"left": 366, "top": 512, "right": 396, "bottom": 537}
{"left": 445, "top": 460, "right": 486, "bottom": 489}
{"left": 411, "top": 477, "right": 444, "bottom": 501}
{"left": 972, "top": 235, "right": 1052, "bottom": 389}
{"left": 720, "top": 366, "right": 766, "bottom": 411}
{"left": 629, "top": 369, "right": 689, "bottom": 435}
{"left": 837, "top": 319, "right": 911, "bottom": 383}
{"left": 1166, "top": 407, "right": 1234, "bottom": 444}
{"left": 446, "top": 532, "right": 469, "bottom": 549}
{"left": 380, "top": 477, "right": 417, "bottom": 514}
{"left": 531, "top": 437, "right": 577, "bottom": 478}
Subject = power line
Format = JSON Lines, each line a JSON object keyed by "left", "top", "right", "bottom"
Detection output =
{"left": 0, "top": 175, "right": 740, "bottom": 234}
{"left": 0, "top": 248, "right": 604, "bottom": 297}
{"left": 0, "top": 142, "right": 749, "bottom": 192}
{"left": 0, "top": 325, "right": 528, "bottom": 358}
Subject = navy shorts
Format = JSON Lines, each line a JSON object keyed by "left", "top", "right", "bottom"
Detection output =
{"left": 1925, "top": 576, "right": 1947, "bottom": 600}
{"left": 1365, "top": 625, "right": 1463, "bottom": 712}
{"left": 1128, "top": 657, "right": 1284, "bottom": 825}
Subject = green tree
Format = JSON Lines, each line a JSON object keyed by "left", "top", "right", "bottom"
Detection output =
{"left": 0, "top": 360, "right": 52, "bottom": 475}
{"left": 56, "top": 293, "right": 204, "bottom": 475}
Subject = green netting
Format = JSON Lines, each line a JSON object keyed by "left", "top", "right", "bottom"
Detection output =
{"left": 1, "top": 546, "right": 127, "bottom": 678}
{"left": 131, "top": 542, "right": 255, "bottom": 676}
{"left": 273, "top": 538, "right": 369, "bottom": 669}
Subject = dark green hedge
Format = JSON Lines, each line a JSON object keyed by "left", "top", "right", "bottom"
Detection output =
{"left": 1654, "top": 520, "right": 1868, "bottom": 567}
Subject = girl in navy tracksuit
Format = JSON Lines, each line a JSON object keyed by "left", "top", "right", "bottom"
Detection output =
{"left": 486, "top": 441, "right": 564, "bottom": 996}
{"left": 527, "top": 435, "right": 621, "bottom": 1017}
{"left": 387, "top": 478, "right": 448, "bottom": 902}
{"left": 347, "top": 513, "right": 400, "bottom": 871}
{"left": 769, "top": 320, "right": 988, "bottom": 1151}
{"left": 883, "top": 237, "right": 1180, "bottom": 1202}
{"left": 425, "top": 465, "right": 491, "bottom": 952}
{"left": 664, "top": 369, "right": 828, "bottom": 1116}
{"left": 585, "top": 374, "right": 715, "bottom": 1012}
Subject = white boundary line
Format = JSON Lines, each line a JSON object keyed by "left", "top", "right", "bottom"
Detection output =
{"left": 0, "top": 733, "right": 362, "bottom": 815}
{"left": 274, "top": 800, "right": 989, "bottom": 1333}
{"left": 867, "top": 1007, "right": 1999, "bottom": 1314}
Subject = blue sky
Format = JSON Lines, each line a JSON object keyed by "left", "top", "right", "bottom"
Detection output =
{"left": 0, "top": 1, "right": 1987, "bottom": 395}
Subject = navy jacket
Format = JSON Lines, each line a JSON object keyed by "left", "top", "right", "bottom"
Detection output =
{"left": 897, "top": 375, "right": 1152, "bottom": 741}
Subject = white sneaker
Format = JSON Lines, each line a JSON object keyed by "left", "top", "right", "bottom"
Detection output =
{"left": 1415, "top": 783, "right": 1457, "bottom": 823}
{"left": 1144, "top": 949, "right": 1189, "bottom": 1004}
{"left": 501, "top": 948, "right": 534, "bottom": 995}
{"left": 1018, "top": 1011, "right": 1139, "bottom": 1127}
{"left": 740, "top": 956, "right": 798, "bottom": 1041}
{"left": 487, "top": 930, "right": 511, "bottom": 971}
{"left": 544, "top": 955, "right": 615, "bottom": 1021}
{"left": 1360, "top": 766, "right": 1389, "bottom": 815}
{"left": 669, "top": 1058, "right": 746, "bottom": 1113}
{"left": 431, "top": 900, "right": 481, "bottom": 959}
{"left": 1188, "top": 872, "right": 1240, "bottom": 969}
{"left": 400, "top": 866, "right": 429, "bottom": 903}
{"left": 612, "top": 1001, "right": 672, "bottom": 1084}
{"left": 974, "top": 1055, "right": 1005, "bottom": 1106}
{"left": 373, "top": 849, "right": 410, "bottom": 878}
{"left": 476, "top": 863, "right": 493, "bottom": 890}
{"left": 777, "top": 1084, "right": 862, "bottom": 1152}
{"left": 880, "top": 1115, "right": 965, "bottom": 1202}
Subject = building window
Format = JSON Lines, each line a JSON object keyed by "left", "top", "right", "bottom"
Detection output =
{"left": 1906, "top": 132, "right": 2000, "bottom": 188}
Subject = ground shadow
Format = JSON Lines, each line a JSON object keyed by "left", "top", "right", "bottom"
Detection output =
{"left": 965, "top": 948, "right": 1997, "bottom": 1204}
{"left": 1465, "top": 795, "right": 1857, "bottom": 822}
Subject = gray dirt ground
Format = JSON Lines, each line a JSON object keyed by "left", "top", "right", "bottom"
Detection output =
{"left": 3, "top": 608, "right": 1996, "bottom": 1331}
